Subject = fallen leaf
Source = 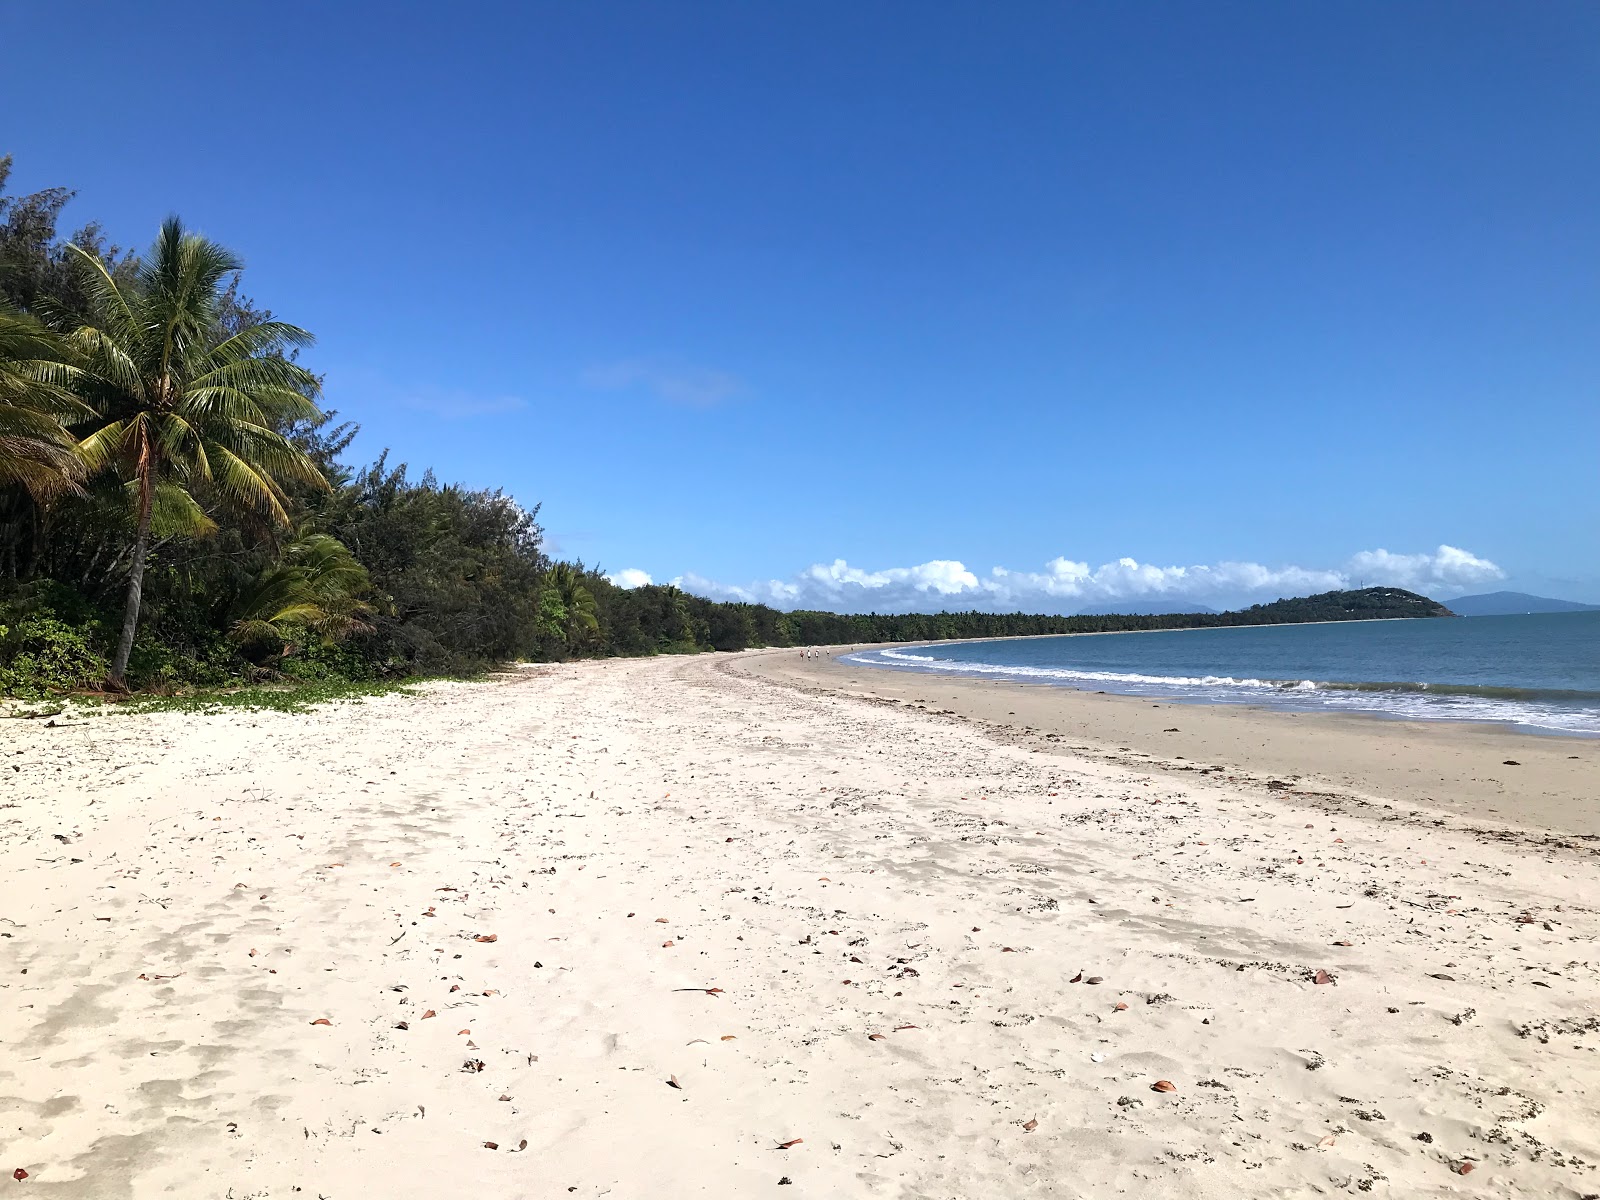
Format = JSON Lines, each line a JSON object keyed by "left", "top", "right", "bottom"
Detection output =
{"left": 720, "top": 1035, "right": 737, "bottom": 1041}
{"left": 457, "top": 1029, "right": 471, "bottom": 1036}
{"left": 868, "top": 1033, "right": 886, "bottom": 1041}
{"left": 662, "top": 940, "right": 675, "bottom": 947}
{"left": 893, "top": 1024, "right": 920, "bottom": 1031}
{"left": 1458, "top": 1162, "right": 1476, "bottom": 1175}
{"left": 395, "top": 1021, "right": 409, "bottom": 1030}
{"left": 1085, "top": 976, "right": 1104, "bottom": 985}
{"left": 13, "top": 1169, "right": 28, "bottom": 1181}
{"left": 1151, "top": 1080, "right": 1177, "bottom": 1093}
{"left": 499, "top": 1094, "right": 512, "bottom": 1101}
{"left": 1114, "top": 1003, "right": 1129, "bottom": 1011}
{"left": 1317, "top": 1134, "right": 1337, "bottom": 1148}
{"left": 1001, "top": 947, "right": 1017, "bottom": 953}
{"left": 1332, "top": 941, "right": 1353, "bottom": 947}
{"left": 390, "top": 862, "right": 401, "bottom": 867}
{"left": 473, "top": 934, "right": 498, "bottom": 944}
{"left": 421, "top": 1009, "right": 437, "bottom": 1019}
{"left": 1429, "top": 973, "right": 1456, "bottom": 981}
{"left": 518, "top": 1139, "right": 528, "bottom": 1151}
{"left": 1022, "top": 1118, "right": 1038, "bottom": 1132}
{"left": 483, "top": 1141, "right": 499, "bottom": 1150}
{"left": 655, "top": 918, "right": 669, "bottom": 923}
{"left": 1314, "top": 970, "right": 1334, "bottom": 985}
{"left": 1069, "top": 971, "right": 1083, "bottom": 983}
{"left": 666, "top": 1076, "right": 683, "bottom": 1090}
{"left": 310, "top": 1018, "right": 332, "bottom": 1026}
{"left": 776, "top": 1138, "right": 803, "bottom": 1149}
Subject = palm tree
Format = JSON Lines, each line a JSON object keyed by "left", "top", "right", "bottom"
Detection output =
{"left": 66, "top": 218, "right": 327, "bottom": 687}
{"left": 230, "top": 532, "right": 374, "bottom": 651}
{"left": 548, "top": 562, "right": 601, "bottom": 653}
{"left": 0, "top": 305, "right": 87, "bottom": 499}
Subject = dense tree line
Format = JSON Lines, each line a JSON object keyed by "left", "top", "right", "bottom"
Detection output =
{"left": 0, "top": 159, "right": 1449, "bottom": 697}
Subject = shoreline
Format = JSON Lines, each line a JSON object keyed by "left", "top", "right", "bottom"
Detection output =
{"left": 837, "top": 647, "right": 1600, "bottom": 739}
{"left": 734, "top": 644, "right": 1600, "bottom": 839}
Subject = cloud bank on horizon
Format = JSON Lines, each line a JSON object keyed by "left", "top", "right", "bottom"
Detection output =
{"left": 608, "top": 545, "right": 1503, "bottom": 614}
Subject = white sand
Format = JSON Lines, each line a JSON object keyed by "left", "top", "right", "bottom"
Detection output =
{"left": 2, "top": 652, "right": 1596, "bottom": 1197}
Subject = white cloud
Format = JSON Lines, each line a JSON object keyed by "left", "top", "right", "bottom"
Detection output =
{"left": 1345, "top": 545, "right": 1503, "bottom": 592}
{"left": 583, "top": 361, "right": 744, "bottom": 408}
{"left": 608, "top": 568, "right": 654, "bottom": 589}
{"left": 674, "top": 545, "right": 1504, "bottom": 614}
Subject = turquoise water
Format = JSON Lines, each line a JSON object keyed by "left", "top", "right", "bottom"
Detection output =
{"left": 842, "top": 612, "right": 1600, "bottom": 735}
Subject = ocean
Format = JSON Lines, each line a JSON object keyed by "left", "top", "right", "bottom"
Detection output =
{"left": 841, "top": 611, "right": 1600, "bottom": 736}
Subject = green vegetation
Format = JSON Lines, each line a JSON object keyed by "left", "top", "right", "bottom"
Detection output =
{"left": 0, "top": 158, "right": 1452, "bottom": 700}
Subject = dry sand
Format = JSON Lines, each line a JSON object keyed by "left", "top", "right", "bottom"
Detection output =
{"left": 2, "top": 651, "right": 1597, "bottom": 1198}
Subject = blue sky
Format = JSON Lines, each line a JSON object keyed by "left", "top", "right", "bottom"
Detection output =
{"left": 6, "top": 1, "right": 1597, "bottom": 609}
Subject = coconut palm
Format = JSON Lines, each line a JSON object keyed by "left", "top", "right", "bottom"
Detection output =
{"left": 66, "top": 218, "right": 327, "bottom": 686}
{"left": 0, "top": 305, "right": 86, "bottom": 499}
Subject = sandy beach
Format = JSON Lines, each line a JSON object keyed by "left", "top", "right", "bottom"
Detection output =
{"left": 3, "top": 650, "right": 1597, "bottom": 1198}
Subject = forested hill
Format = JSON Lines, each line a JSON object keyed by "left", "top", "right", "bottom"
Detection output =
{"left": 766, "top": 587, "right": 1452, "bottom": 648}
{"left": 0, "top": 158, "right": 1451, "bottom": 697}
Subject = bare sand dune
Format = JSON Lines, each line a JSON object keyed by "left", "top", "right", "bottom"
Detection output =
{"left": 2, "top": 652, "right": 1596, "bottom": 1197}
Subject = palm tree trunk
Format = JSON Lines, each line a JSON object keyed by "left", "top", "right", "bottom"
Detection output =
{"left": 108, "top": 479, "right": 155, "bottom": 688}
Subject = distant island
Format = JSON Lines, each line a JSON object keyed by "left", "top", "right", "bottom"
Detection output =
{"left": 1442, "top": 590, "right": 1600, "bottom": 617}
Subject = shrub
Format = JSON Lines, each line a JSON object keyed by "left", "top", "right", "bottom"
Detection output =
{"left": 0, "top": 614, "right": 108, "bottom": 697}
